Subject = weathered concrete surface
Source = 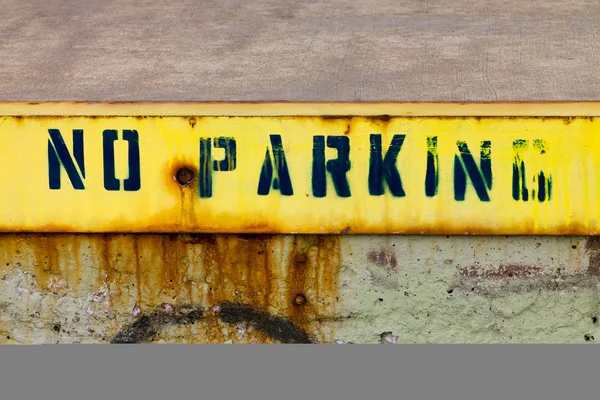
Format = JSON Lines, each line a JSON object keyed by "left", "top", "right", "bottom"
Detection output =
{"left": 1, "top": 0, "right": 600, "bottom": 101}
{"left": 0, "top": 234, "right": 597, "bottom": 344}
{"left": 338, "top": 236, "right": 600, "bottom": 343}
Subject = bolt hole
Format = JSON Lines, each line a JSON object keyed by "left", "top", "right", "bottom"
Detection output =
{"left": 447, "top": 289, "right": 454, "bottom": 294}
{"left": 294, "top": 294, "right": 307, "bottom": 306}
{"left": 295, "top": 253, "right": 307, "bottom": 263}
{"left": 175, "top": 167, "right": 195, "bottom": 187}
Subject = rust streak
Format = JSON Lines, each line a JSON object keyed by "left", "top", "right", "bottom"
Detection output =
{"left": 0, "top": 233, "right": 342, "bottom": 343}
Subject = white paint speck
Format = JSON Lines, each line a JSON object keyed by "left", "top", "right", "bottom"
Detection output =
{"left": 162, "top": 303, "right": 175, "bottom": 314}
{"left": 236, "top": 325, "right": 246, "bottom": 340}
{"left": 380, "top": 331, "right": 398, "bottom": 344}
{"left": 133, "top": 303, "right": 141, "bottom": 317}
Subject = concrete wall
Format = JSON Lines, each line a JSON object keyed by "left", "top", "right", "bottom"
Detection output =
{"left": 0, "top": 234, "right": 597, "bottom": 343}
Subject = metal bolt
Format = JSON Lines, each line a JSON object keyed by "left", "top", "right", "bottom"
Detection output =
{"left": 294, "top": 293, "right": 307, "bottom": 306}
{"left": 175, "top": 167, "right": 194, "bottom": 187}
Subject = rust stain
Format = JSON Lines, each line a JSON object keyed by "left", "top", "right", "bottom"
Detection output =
{"left": 133, "top": 238, "right": 142, "bottom": 304}
{"left": 162, "top": 158, "right": 199, "bottom": 229}
{"left": 175, "top": 167, "right": 195, "bottom": 187}
{"left": 98, "top": 235, "right": 114, "bottom": 319}
{"left": 0, "top": 232, "right": 342, "bottom": 343}
{"left": 286, "top": 236, "right": 311, "bottom": 324}
{"left": 25, "top": 235, "right": 93, "bottom": 295}
{"left": 283, "top": 236, "right": 341, "bottom": 338}
{"left": 164, "top": 160, "right": 198, "bottom": 192}
{"left": 7, "top": 219, "right": 600, "bottom": 236}
{"left": 366, "top": 114, "right": 392, "bottom": 122}
{"left": 31, "top": 236, "right": 55, "bottom": 292}
{"left": 0, "top": 179, "right": 598, "bottom": 236}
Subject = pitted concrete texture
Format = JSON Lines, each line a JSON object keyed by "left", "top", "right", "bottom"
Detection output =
{"left": 0, "top": 234, "right": 598, "bottom": 344}
{"left": 338, "top": 236, "right": 600, "bottom": 343}
{"left": 1, "top": 0, "right": 600, "bottom": 101}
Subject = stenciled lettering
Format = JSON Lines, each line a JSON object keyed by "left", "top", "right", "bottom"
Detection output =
{"left": 425, "top": 136, "right": 439, "bottom": 197}
{"left": 44, "top": 125, "right": 558, "bottom": 208}
{"left": 48, "top": 129, "right": 85, "bottom": 190}
{"left": 257, "top": 134, "right": 293, "bottom": 196}
{"left": 368, "top": 134, "right": 406, "bottom": 197}
{"left": 199, "top": 137, "right": 237, "bottom": 198}
{"left": 312, "top": 136, "right": 351, "bottom": 197}
{"left": 454, "top": 141, "right": 492, "bottom": 201}
{"left": 103, "top": 129, "right": 141, "bottom": 191}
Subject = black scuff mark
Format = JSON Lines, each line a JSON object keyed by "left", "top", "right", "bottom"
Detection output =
{"left": 111, "top": 302, "right": 312, "bottom": 344}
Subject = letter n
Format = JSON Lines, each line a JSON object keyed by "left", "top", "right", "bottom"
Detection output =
{"left": 48, "top": 129, "right": 85, "bottom": 190}
{"left": 454, "top": 141, "right": 492, "bottom": 201}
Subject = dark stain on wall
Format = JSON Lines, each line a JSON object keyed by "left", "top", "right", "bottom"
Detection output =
{"left": 366, "top": 247, "right": 398, "bottom": 271}
{"left": 111, "top": 302, "right": 312, "bottom": 344}
{"left": 111, "top": 304, "right": 203, "bottom": 344}
{"left": 219, "top": 301, "right": 311, "bottom": 343}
